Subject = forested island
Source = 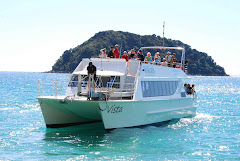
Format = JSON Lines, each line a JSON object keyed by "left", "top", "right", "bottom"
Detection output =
{"left": 51, "top": 30, "right": 227, "bottom": 76}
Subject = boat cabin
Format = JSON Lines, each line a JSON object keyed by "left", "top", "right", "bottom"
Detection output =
{"left": 65, "top": 46, "right": 189, "bottom": 101}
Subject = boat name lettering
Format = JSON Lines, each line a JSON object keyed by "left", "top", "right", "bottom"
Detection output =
{"left": 107, "top": 105, "right": 123, "bottom": 113}
{"left": 99, "top": 105, "right": 123, "bottom": 113}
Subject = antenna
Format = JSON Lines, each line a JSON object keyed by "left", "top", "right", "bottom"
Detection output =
{"left": 120, "top": 43, "right": 122, "bottom": 59}
{"left": 163, "top": 21, "right": 165, "bottom": 47}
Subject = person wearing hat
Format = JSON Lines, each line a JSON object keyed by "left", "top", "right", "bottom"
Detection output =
{"left": 172, "top": 53, "right": 177, "bottom": 61}
{"left": 108, "top": 47, "right": 114, "bottom": 58}
{"left": 144, "top": 52, "right": 153, "bottom": 62}
{"left": 99, "top": 48, "right": 107, "bottom": 58}
{"left": 153, "top": 52, "right": 161, "bottom": 65}
{"left": 161, "top": 58, "right": 168, "bottom": 67}
{"left": 114, "top": 44, "right": 120, "bottom": 58}
{"left": 172, "top": 53, "right": 178, "bottom": 68}
{"left": 165, "top": 51, "right": 172, "bottom": 63}
{"left": 154, "top": 52, "right": 161, "bottom": 61}
{"left": 121, "top": 51, "right": 129, "bottom": 61}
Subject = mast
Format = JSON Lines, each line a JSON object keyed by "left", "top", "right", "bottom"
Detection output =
{"left": 163, "top": 21, "right": 165, "bottom": 47}
{"left": 119, "top": 43, "right": 122, "bottom": 59}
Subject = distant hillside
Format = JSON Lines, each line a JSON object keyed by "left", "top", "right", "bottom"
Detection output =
{"left": 51, "top": 30, "right": 227, "bottom": 76}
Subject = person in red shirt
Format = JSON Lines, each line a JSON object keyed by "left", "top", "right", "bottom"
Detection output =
{"left": 114, "top": 44, "right": 120, "bottom": 58}
{"left": 121, "top": 51, "right": 129, "bottom": 61}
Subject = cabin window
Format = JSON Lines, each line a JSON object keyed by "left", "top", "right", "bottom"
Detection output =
{"left": 158, "top": 81, "right": 163, "bottom": 96}
{"left": 68, "top": 75, "right": 78, "bottom": 87}
{"left": 153, "top": 81, "right": 158, "bottom": 96}
{"left": 141, "top": 82, "right": 146, "bottom": 97}
{"left": 141, "top": 81, "right": 178, "bottom": 97}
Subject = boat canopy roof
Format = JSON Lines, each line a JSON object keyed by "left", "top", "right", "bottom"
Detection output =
{"left": 73, "top": 58, "right": 127, "bottom": 74}
{"left": 73, "top": 70, "right": 124, "bottom": 76}
{"left": 141, "top": 46, "right": 184, "bottom": 50}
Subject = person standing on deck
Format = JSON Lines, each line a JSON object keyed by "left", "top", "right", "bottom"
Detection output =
{"left": 153, "top": 52, "right": 161, "bottom": 65}
{"left": 121, "top": 51, "right": 129, "bottom": 61}
{"left": 87, "top": 62, "right": 97, "bottom": 92}
{"left": 165, "top": 51, "right": 172, "bottom": 66}
{"left": 137, "top": 49, "right": 144, "bottom": 61}
{"left": 108, "top": 47, "right": 114, "bottom": 58}
{"left": 99, "top": 48, "right": 107, "bottom": 58}
{"left": 165, "top": 51, "right": 172, "bottom": 62}
{"left": 144, "top": 52, "right": 153, "bottom": 62}
{"left": 114, "top": 44, "right": 120, "bottom": 58}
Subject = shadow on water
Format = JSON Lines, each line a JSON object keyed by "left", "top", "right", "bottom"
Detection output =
{"left": 42, "top": 122, "right": 109, "bottom": 149}
{"left": 43, "top": 118, "right": 182, "bottom": 145}
{"left": 40, "top": 118, "right": 193, "bottom": 158}
{"left": 44, "top": 122, "right": 107, "bottom": 140}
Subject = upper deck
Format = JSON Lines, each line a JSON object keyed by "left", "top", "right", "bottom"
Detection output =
{"left": 72, "top": 46, "right": 187, "bottom": 78}
{"left": 73, "top": 58, "right": 141, "bottom": 76}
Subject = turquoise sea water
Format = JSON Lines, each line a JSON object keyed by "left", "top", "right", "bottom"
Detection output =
{"left": 0, "top": 72, "right": 239, "bottom": 160}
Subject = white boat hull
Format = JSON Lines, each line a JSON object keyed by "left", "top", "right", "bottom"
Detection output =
{"left": 99, "top": 98, "right": 195, "bottom": 129}
{"left": 38, "top": 96, "right": 195, "bottom": 129}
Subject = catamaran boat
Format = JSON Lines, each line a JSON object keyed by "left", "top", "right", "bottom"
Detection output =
{"left": 37, "top": 46, "right": 197, "bottom": 129}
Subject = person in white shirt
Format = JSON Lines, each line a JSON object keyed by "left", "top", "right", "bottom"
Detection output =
{"left": 153, "top": 52, "right": 161, "bottom": 65}
{"left": 161, "top": 58, "right": 168, "bottom": 66}
{"left": 165, "top": 51, "right": 172, "bottom": 66}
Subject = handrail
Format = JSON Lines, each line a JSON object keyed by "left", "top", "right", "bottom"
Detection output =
{"left": 181, "top": 49, "right": 185, "bottom": 71}
{"left": 106, "top": 82, "right": 135, "bottom": 100}
{"left": 38, "top": 79, "right": 136, "bottom": 100}
{"left": 38, "top": 79, "right": 68, "bottom": 97}
{"left": 142, "top": 61, "right": 182, "bottom": 66}
{"left": 132, "top": 61, "right": 141, "bottom": 99}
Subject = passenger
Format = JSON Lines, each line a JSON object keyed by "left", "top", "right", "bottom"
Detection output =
{"left": 165, "top": 51, "right": 172, "bottom": 66}
{"left": 187, "top": 84, "right": 192, "bottom": 94}
{"left": 129, "top": 49, "right": 135, "bottom": 59}
{"left": 108, "top": 46, "right": 114, "bottom": 58}
{"left": 153, "top": 52, "right": 161, "bottom": 65}
{"left": 99, "top": 48, "right": 107, "bottom": 58}
{"left": 184, "top": 60, "right": 189, "bottom": 73}
{"left": 161, "top": 58, "right": 168, "bottom": 66}
{"left": 144, "top": 52, "right": 152, "bottom": 62}
{"left": 133, "top": 51, "right": 138, "bottom": 59}
{"left": 137, "top": 49, "right": 144, "bottom": 61}
{"left": 128, "top": 51, "right": 132, "bottom": 59}
{"left": 184, "top": 83, "right": 188, "bottom": 93}
{"left": 114, "top": 44, "right": 120, "bottom": 58}
{"left": 172, "top": 53, "right": 177, "bottom": 61}
{"left": 99, "top": 49, "right": 103, "bottom": 58}
{"left": 154, "top": 52, "right": 161, "bottom": 61}
{"left": 172, "top": 57, "right": 177, "bottom": 68}
{"left": 121, "top": 51, "right": 129, "bottom": 61}
{"left": 192, "top": 84, "right": 195, "bottom": 93}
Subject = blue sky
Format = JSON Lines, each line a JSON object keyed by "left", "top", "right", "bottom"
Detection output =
{"left": 0, "top": 0, "right": 239, "bottom": 75}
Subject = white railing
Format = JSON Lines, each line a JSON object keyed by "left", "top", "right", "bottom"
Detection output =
{"left": 132, "top": 61, "right": 141, "bottom": 99}
{"left": 38, "top": 79, "right": 136, "bottom": 100}
{"left": 142, "top": 61, "right": 182, "bottom": 68}
{"left": 106, "top": 82, "right": 135, "bottom": 100}
{"left": 38, "top": 80, "right": 68, "bottom": 97}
